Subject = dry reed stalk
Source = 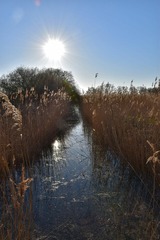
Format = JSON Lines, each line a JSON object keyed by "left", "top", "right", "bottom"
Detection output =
{"left": 0, "top": 164, "right": 33, "bottom": 240}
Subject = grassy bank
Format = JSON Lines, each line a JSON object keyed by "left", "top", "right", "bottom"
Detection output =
{"left": 81, "top": 84, "right": 160, "bottom": 182}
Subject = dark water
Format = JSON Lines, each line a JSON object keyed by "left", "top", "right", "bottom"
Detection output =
{"left": 30, "top": 111, "right": 160, "bottom": 240}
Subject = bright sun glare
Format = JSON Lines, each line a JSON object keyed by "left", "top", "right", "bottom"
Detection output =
{"left": 43, "top": 38, "right": 66, "bottom": 62}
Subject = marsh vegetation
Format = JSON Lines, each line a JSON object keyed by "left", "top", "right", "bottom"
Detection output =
{"left": 0, "top": 71, "right": 160, "bottom": 239}
{"left": 82, "top": 82, "right": 160, "bottom": 182}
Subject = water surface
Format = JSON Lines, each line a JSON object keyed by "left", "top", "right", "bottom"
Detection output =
{"left": 30, "top": 113, "right": 160, "bottom": 240}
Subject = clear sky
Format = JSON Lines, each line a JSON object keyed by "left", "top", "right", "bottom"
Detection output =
{"left": 0, "top": 0, "right": 159, "bottom": 91}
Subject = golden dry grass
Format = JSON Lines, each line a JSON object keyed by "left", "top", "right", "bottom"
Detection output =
{"left": 0, "top": 89, "right": 71, "bottom": 167}
{"left": 0, "top": 164, "right": 33, "bottom": 240}
{"left": 82, "top": 90, "right": 160, "bottom": 181}
{"left": 21, "top": 90, "right": 71, "bottom": 162}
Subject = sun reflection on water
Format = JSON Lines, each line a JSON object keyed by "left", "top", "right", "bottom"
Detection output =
{"left": 52, "top": 139, "right": 63, "bottom": 162}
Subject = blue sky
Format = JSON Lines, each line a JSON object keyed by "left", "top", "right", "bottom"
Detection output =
{"left": 0, "top": 0, "right": 159, "bottom": 91}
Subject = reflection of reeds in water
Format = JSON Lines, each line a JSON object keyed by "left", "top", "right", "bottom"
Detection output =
{"left": 0, "top": 89, "right": 71, "bottom": 239}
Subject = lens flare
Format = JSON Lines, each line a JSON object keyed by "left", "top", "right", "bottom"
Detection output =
{"left": 35, "top": 0, "right": 41, "bottom": 6}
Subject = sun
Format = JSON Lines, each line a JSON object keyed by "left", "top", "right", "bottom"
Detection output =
{"left": 42, "top": 38, "right": 66, "bottom": 62}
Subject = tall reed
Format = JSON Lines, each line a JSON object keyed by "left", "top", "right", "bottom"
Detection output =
{"left": 20, "top": 89, "right": 71, "bottom": 161}
{"left": 0, "top": 164, "right": 33, "bottom": 240}
{"left": 82, "top": 87, "right": 160, "bottom": 181}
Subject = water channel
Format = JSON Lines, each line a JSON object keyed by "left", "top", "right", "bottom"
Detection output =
{"left": 29, "top": 110, "right": 160, "bottom": 239}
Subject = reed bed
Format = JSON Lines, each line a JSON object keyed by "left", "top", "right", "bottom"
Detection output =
{"left": 20, "top": 89, "right": 71, "bottom": 162}
{"left": 0, "top": 89, "right": 71, "bottom": 166}
{"left": 0, "top": 89, "right": 72, "bottom": 239}
{"left": 82, "top": 87, "right": 160, "bottom": 182}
